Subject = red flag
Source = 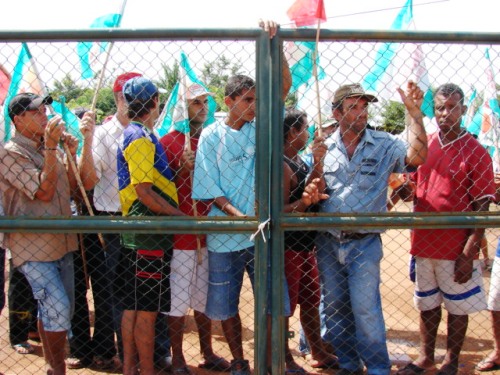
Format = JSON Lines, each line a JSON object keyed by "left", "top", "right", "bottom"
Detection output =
{"left": 287, "top": 0, "right": 326, "bottom": 27}
{"left": 0, "top": 64, "right": 11, "bottom": 105}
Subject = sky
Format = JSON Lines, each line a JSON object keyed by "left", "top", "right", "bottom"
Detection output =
{"left": 0, "top": 0, "right": 498, "bottom": 32}
{"left": 0, "top": 0, "right": 498, "bottom": 123}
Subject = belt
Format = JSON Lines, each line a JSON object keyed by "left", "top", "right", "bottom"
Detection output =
{"left": 97, "top": 210, "right": 122, "bottom": 216}
{"left": 323, "top": 231, "right": 373, "bottom": 241}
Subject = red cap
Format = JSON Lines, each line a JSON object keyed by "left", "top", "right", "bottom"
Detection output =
{"left": 113, "top": 72, "right": 142, "bottom": 93}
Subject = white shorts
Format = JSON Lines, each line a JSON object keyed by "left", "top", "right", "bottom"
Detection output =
{"left": 413, "top": 257, "right": 486, "bottom": 315}
{"left": 488, "top": 256, "right": 500, "bottom": 311}
{"left": 165, "top": 247, "right": 209, "bottom": 317}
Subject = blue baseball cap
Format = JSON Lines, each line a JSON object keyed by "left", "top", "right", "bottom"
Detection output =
{"left": 122, "top": 77, "right": 158, "bottom": 104}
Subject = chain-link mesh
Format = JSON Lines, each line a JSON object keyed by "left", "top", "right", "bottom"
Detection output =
{"left": 0, "top": 30, "right": 499, "bottom": 374}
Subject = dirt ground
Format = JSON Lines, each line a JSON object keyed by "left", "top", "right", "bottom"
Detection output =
{"left": 0, "top": 201, "right": 499, "bottom": 374}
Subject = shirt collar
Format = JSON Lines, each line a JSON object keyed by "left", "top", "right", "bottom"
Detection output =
{"left": 11, "top": 132, "right": 43, "bottom": 153}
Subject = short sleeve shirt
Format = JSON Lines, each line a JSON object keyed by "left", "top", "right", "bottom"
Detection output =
{"left": 192, "top": 120, "right": 256, "bottom": 253}
{"left": 0, "top": 134, "right": 78, "bottom": 267}
{"left": 160, "top": 130, "right": 211, "bottom": 250}
{"left": 319, "top": 129, "right": 407, "bottom": 235}
{"left": 117, "top": 122, "right": 179, "bottom": 250}
{"left": 411, "top": 131, "right": 495, "bottom": 260}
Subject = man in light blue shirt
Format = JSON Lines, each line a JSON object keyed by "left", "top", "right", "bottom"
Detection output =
{"left": 316, "top": 82, "right": 427, "bottom": 375}
{"left": 192, "top": 20, "right": 292, "bottom": 375}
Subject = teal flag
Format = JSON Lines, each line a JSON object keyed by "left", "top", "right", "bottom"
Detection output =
{"left": 3, "top": 43, "right": 32, "bottom": 142}
{"left": 287, "top": 41, "right": 325, "bottom": 94}
{"left": 77, "top": 13, "right": 122, "bottom": 79}
{"left": 51, "top": 96, "right": 83, "bottom": 155}
{"left": 156, "top": 51, "right": 216, "bottom": 136}
{"left": 363, "top": 0, "right": 413, "bottom": 92}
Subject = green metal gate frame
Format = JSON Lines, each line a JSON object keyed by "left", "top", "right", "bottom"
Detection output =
{"left": 1, "top": 28, "right": 500, "bottom": 375}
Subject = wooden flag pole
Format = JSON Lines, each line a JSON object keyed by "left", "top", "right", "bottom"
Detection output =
{"left": 312, "top": 19, "right": 323, "bottom": 137}
{"left": 181, "top": 72, "right": 204, "bottom": 265}
{"left": 90, "top": 0, "right": 128, "bottom": 111}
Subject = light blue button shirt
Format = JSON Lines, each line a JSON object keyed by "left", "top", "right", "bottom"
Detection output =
{"left": 320, "top": 128, "right": 407, "bottom": 233}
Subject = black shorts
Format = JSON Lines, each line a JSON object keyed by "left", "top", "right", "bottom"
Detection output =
{"left": 121, "top": 247, "right": 172, "bottom": 312}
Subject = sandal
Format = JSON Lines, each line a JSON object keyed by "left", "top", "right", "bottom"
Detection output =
{"left": 309, "top": 356, "right": 339, "bottom": 369}
{"left": 285, "top": 366, "right": 310, "bottom": 375}
{"left": 93, "top": 355, "right": 115, "bottom": 370}
{"left": 173, "top": 366, "right": 194, "bottom": 375}
{"left": 12, "top": 342, "right": 34, "bottom": 355}
{"left": 396, "top": 363, "right": 434, "bottom": 375}
{"left": 66, "top": 357, "right": 85, "bottom": 369}
{"left": 199, "top": 355, "right": 231, "bottom": 372}
{"left": 476, "top": 358, "right": 500, "bottom": 372}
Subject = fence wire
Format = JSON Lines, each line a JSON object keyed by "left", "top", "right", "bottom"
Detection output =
{"left": 0, "top": 29, "right": 499, "bottom": 375}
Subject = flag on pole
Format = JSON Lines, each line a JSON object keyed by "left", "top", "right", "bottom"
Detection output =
{"left": 362, "top": 0, "right": 433, "bottom": 118}
{"left": 51, "top": 96, "right": 83, "bottom": 155}
{"left": 286, "top": 41, "right": 325, "bottom": 94}
{"left": 3, "top": 43, "right": 84, "bottom": 151}
{"left": 3, "top": 43, "right": 46, "bottom": 142}
{"left": 156, "top": 51, "right": 216, "bottom": 137}
{"left": 77, "top": 0, "right": 126, "bottom": 79}
{"left": 0, "top": 64, "right": 11, "bottom": 105}
{"left": 473, "top": 48, "right": 500, "bottom": 161}
{"left": 287, "top": 0, "right": 326, "bottom": 27}
{"left": 462, "top": 88, "right": 478, "bottom": 130}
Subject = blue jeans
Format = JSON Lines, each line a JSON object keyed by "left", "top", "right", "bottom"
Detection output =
{"left": 206, "top": 247, "right": 290, "bottom": 321}
{"left": 206, "top": 247, "right": 256, "bottom": 320}
{"left": 316, "top": 233, "right": 390, "bottom": 375}
{"left": 19, "top": 252, "right": 75, "bottom": 332}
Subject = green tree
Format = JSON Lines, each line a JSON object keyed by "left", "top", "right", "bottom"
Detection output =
{"left": 380, "top": 101, "right": 405, "bottom": 134}
{"left": 155, "top": 62, "right": 180, "bottom": 105}
{"left": 51, "top": 73, "right": 85, "bottom": 103}
{"left": 202, "top": 55, "right": 243, "bottom": 112}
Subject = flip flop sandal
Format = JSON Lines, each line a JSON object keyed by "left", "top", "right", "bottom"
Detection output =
{"left": 66, "top": 357, "right": 85, "bottom": 369}
{"left": 12, "top": 342, "right": 34, "bottom": 355}
{"left": 198, "top": 356, "right": 231, "bottom": 372}
{"left": 285, "top": 366, "right": 310, "bottom": 375}
{"left": 476, "top": 359, "right": 500, "bottom": 372}
{"left": 310, "top": 356, "right": 339, "bottom": 369}
{"left": 396, "top": 363, "right": 433, "bottom": 375}
{"left": 173, "top": 366, "right": 194, "bottom": 375}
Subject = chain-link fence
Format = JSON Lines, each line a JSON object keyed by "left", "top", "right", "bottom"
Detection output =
{"left": 0, "top": 28, "right": 499, "bottom": 375}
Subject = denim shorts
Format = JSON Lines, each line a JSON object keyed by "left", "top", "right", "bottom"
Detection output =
{"left": 19, "top": 252, "right": 75, "bottom": 332}
{"left": 205, "top": 247, "right": 290, "bottom": 320}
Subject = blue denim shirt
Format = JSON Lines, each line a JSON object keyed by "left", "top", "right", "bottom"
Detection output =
{"left": 320, "top": 128, "right": 407, "bottom": 231}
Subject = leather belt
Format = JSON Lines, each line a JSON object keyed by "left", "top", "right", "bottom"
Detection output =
{"left": 97, "top": 210, "right": 122, "bottom": 216}
{"left": 323, "top": 231, "right": 373, "bottom": 241}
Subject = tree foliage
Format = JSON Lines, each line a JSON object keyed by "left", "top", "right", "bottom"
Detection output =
{"left": 201, "top": 55, "right": 243, "bottom": 112}
{"left": 380, "top": 100, "right": 405, "bottom": 134}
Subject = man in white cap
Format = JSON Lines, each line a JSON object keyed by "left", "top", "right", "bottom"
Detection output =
{"left": 160, "top": 83, "right": 231, "bottom": 374}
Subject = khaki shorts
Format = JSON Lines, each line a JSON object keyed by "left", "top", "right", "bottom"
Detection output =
{"left": 164, "top": 248, "right": 209, "bottom": 317}
{"left": 413, "top": 256, "right": 486, "bottom": 315}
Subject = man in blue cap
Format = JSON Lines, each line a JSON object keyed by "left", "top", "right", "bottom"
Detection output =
{"left": 116, "top": 77, "right": 185, "bottom": 375}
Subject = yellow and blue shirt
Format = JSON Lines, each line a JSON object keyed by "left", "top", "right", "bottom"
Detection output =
{"left": 117, "top": 121, "right": 178, "bottom": 249}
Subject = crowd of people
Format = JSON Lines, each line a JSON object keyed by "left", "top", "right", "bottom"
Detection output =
{"left": 0, "top": 21, "right": 498, "bottom": 375}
